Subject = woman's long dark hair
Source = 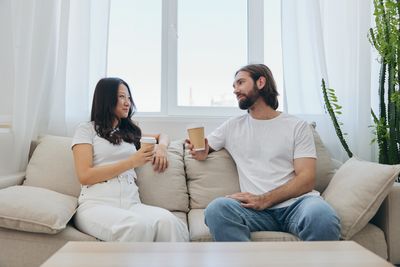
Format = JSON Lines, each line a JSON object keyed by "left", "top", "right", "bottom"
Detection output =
{"left": 90, "top": 77, "right": 141, "bottom": 149}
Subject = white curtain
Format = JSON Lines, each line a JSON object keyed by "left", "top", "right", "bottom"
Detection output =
{"left": 1, "top": 0, "right": 110, "bottom": 175}
{"left": 281, "top": 0, "right": 373, "bottom": 162}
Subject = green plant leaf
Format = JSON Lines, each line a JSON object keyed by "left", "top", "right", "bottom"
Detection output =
{"left": 333, "top": 104, "right": 342, "bottom": 110}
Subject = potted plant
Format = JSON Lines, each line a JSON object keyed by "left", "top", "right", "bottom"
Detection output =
{"left": 369, "top": 0, "right": 400, "bottom": 165}
{"left": 322, "top": 0, "right": 399, "bottom": 178}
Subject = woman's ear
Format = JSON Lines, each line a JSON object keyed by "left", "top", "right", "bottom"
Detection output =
{"left": 257, "top": 76, "right": 266, "bottom": 89}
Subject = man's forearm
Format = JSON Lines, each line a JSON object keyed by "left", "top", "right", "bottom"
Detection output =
{"left": 260, "top": 174, "right": 314, "bottom": 208}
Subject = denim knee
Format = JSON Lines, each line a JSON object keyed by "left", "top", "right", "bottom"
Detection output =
{"left": 317, "top": 206, "right": 341, "bottom": 240}
{"left": 297, "top": 198, "right": 341, "bottom": 241}
{"left": 204, "top": 197, "right": 239, "bottom": 226}
{"left": 204, "top": 197, "right": 252, "bottom": 241}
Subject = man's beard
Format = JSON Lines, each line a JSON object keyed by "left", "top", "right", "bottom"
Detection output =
{"left": 238, "top": 85, "right": 260, "bottom": 110}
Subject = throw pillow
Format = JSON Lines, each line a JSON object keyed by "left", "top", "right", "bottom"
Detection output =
{"left": 136, "top": 140, "right": 189, "bottom": 212}
{"left": 0, "top": 185, "right": 77, "bottom": 234}
{"left": 322, "top": 157, "right": 400, "bottom": 239}
{"left": 24, "top": 135, "right": 81, "bottom": 197}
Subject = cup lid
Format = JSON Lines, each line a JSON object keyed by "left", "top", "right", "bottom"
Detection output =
{"left": 186, "top": 123, "right": 204, "bottom": 130}
{"left": 140, "top": 137, "right": 157, "bottom": 144}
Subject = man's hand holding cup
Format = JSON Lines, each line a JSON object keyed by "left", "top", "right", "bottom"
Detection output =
{"left": 186, "top": 124, "right": 208, "bottom": 161}
{"left": 186, "top": 138, "right": 209, "bottom": 161}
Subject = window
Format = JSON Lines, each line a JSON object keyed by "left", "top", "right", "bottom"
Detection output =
{"left": 264, "top": 0, "right": 284, "bottom": 111}
{"left": 177, "top": 0, "right": 246, "bottom": 108}
{"left": 107, "top": 0, "right": 284, "bottom": 116}
{"left": 107, "top": 0, "right": 162, "bottom": 112}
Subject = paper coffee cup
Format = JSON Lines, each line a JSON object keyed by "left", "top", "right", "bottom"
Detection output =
{"left": 186, "top": 124, "right": 205, "bottom": 151}
{"left": 140, "top": 136, "right": 156, "bottom": 151}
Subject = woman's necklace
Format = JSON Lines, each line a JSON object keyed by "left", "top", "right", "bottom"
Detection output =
{"left": 110, "top": 127, "right": 119, "bottom": 136}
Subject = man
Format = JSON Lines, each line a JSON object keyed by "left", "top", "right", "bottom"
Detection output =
{"left": 187, "top": 64, "right": 340, "bottom": 241}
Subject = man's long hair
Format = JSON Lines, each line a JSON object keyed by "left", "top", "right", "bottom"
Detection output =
{"left": 235, "top": 64, "right": 279, "bottom": 110}
{"left": 90, "top": 77, "right": 141, "bottom": 149}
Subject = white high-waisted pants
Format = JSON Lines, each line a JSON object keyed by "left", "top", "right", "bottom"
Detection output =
{"left": 74, "top": 174, "right": 189, "bottom": 242}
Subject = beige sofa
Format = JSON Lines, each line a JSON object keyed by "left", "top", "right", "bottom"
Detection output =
{"left": 0, "top": 130, "right": 399, "bottom": 267}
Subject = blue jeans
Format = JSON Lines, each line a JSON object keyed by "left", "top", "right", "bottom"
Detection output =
{"left": 204, "top": 196, "right": 340, "bottom": 241}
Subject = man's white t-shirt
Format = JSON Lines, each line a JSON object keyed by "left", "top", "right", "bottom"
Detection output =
{"left": 207, "top": 112, "right": 318, "bottom": 208}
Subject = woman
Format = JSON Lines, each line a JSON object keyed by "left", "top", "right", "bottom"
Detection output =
{"left": 71, "top": 77, "right": 188, "bottom": 242}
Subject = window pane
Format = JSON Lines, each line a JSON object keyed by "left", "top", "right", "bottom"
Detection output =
{"left": 177, "top": 0, "right": 247, "bottom": 107}
{"left": 264, "top": 0, "right": 284, "bottom": 111}
{"left": 107, "top": 0, "right": 162, "bottom": 112}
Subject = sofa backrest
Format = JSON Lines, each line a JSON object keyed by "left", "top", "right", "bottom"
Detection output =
{"left": 185, "top": 148, "right": 241, "bottom": 209}
{"left": 136, "top": 140, "right": 189, "bottom": 213}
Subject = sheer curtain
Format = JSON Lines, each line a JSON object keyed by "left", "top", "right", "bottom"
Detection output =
{"left": 1, "top": 0, "right": 110, "bottom": 175}
{"left": 281, "top": 0, "right": 372, "bottom": 162}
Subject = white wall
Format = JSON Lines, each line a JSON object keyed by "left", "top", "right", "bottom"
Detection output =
{"left": 135, "top": 116, "right": 226, "bottom": 141}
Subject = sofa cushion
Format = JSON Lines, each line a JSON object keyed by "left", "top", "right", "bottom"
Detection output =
{"left": 185, "top": 149, "right": 240, "bottom": 209}
{"left": 136, "top": 140, "right": 189, "bottom": 212}
{"left": 187, "top": 209, "right": 211, "bottom": 241}
{"left": 0, "top": 186, "right": 77, "bottom": 234}
{"left": 310, "top": 123, "right": 336, "bottom": 192}
{"left": 24, "top": 135, "right": 81, "bottom": 197}
{"left": 322, "top": 157, "right": 400, "bottom": 239}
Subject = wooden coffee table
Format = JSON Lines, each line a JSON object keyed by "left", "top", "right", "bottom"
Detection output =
{"left": 40, "top": 241, "right": 393, "bottom": 267}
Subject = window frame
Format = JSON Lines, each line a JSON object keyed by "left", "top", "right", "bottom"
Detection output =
{"left": 109, "top": 0, "right": 266, "bottom": 117}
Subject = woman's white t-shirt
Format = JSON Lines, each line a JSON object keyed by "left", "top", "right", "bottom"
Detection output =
{"left": 207, "top": 112, "right": 318, "bottom": 208}
{"left": 71, "top": 122, "right": 140, "bottom": 205}
{"left": 72, "top": 122, "right": 137, "bottom": 176}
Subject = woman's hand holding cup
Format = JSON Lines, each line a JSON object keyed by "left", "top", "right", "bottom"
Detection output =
{"left": 128, "top": 136, "right": 156, "bottom": 168}
{"left": 130, "top": 144, "right": 154, "bottom": 168}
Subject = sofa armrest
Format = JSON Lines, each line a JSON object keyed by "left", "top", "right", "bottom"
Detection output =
{"left": 372, "top": 182, "right": 400, "bottom": 264}
{"left": 0, "top": 172, "right": 26, "bottom": 189}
